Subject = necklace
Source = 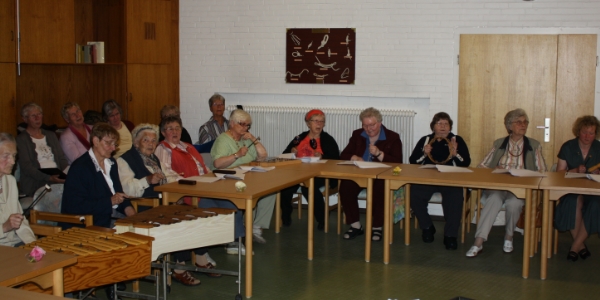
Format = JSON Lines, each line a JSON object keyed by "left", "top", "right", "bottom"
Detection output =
{"left": 508, "top": 139, "right": 523, "bottom": 157}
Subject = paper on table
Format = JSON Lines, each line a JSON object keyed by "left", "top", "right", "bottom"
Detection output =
{"left": 491, "top": 169, "right": 510, "bottom": 174}
{"left": 185, "top": 176, "right": 221, "bottom": 183}
{"left": 238, "top": 166, "right": 275, "bottom": 172}
{"left": 418, "top": 164, "right": 437, "bottom": 169}
{"left": 435, "top": 165, "right": 473, "bottom": 173}
{"left": 214, "top": 170, "right": 246, "bottom": 180}
{"left": 337, "top": 161, "right": 356, "bottom": 165}
{"left": 508, "top": 169, "right": 547, "bottom": 177}
{"left": 277, "top": 153, "right": 295, "bottom": 159}
{"left": 587, "top": 174, "right": 600, "bottom": 182}
{"left": 353, "top": 161, "right": 391, "bottom": 169}
{"left": 564, "top": 172, "right": 588, "bottom": 179}
{"left": 300, "top": 156, "right": 321, "bottom": 163}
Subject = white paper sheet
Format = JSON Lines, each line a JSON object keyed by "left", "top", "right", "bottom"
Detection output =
{"left": 277, "top": 153, "right": 295, "bottom": 159}
{"left": 491, "top": 169, "right": 510, "bottom": 174}
{"left": 435, "top": 165, "right": 473, "bottom": 173}
{"left": 564, "top": 172, "right": 588, "bottom": 179}
{"left": 300, "top": 156, "right": 321, "bottom": 163}
{"left": 337, "top": 161, "right": 356, "bottom": 165}
{"left": 353, "top": 161, "right": 391, "bottom": 169}
{"left": 418, "top": 164, "right": 437, "bottom": 169}
{"left": 238, "top": 166, "right": 275, "bottom": 172}
{"left": 508, "top": 169, "right": 547, "bottom": 177}
{"left": 587, "top": 174, "right": 600, "bottom": 182}
{"left": 185, "top": 176, "right": 221, "bottom": 183}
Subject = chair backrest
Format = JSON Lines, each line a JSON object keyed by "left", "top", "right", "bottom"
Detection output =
{"left": 30, "top": 184, "right": 64, "bottom": 226}
{"left": 201, "top": 152, "right": 214, "bottom": 169}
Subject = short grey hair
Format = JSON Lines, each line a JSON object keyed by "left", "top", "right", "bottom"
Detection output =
{"left": 0, "top": 132, "right": 16, "bottom": 147}
{"left": 102, "top": 99, "right": 123, "bottom": 119}
{"left": 209, "top": 93, "right": 225, "bottom": 107}
{"left": 132, "top": 123, "right": 159, "bottom": 146}
{"left": 504, "top": 108, "right": 529, "bottom": 134}
{"left": 61, "top": 102, "right": 81, "bottom": 121}
{"left": 21, "top": 102, "right": 43, "bottom": 118}
{"left": 229, "top": 109, "right": 251, "bottom": 126}
{"left": 359, "top": 107, "right": 382, "bottom": 123}
{"left": 160, "top": 105, "right": 180, "bottom": 118}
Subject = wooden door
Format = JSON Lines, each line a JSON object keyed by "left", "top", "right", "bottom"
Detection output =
{"left": 126, "top": 0, "right": 171, "bottom": 64}
{"left": 126, "top": 64, "right": 175, "bottom": 125}
{"left": 0, "top": 63, "right": 17, "bottom": 134}
{"left": 458, "top": 34, "right": 596, "bottom": 167}
{"left": 0, "top": 0, "right": 16, "bottom": 62}
{"left": 19, "top": 0, "right": 74, "bottom": 63}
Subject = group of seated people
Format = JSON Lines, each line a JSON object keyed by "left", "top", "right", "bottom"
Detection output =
{"left": 1, "top": 95, "right": 599, "bottom": 296}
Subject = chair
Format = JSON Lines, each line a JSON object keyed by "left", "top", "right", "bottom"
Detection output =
{"left": 291, "top": 179, "right": 340, "bottom": 233}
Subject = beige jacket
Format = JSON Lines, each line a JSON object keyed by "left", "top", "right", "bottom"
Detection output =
{"left": 0, "top": 175, "right": 36, "bottom": 246}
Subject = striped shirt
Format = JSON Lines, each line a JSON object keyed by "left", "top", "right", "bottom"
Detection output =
{"left": 198, "top": 117, "right": 228, "bottom": 145}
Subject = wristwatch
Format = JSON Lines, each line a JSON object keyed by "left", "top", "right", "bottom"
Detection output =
{"left": 233, "top": 153, "right": 239, "bottom": 160}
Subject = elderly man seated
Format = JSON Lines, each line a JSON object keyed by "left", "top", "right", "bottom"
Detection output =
{"left": 196, "top": 93, "right": 228, "bottom": 152}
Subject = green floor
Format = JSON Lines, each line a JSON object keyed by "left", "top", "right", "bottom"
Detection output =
{"left": 117, "top": 212, "right": 600, "bottom": 300}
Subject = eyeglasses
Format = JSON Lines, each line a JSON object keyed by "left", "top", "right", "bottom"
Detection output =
{"left": 165, "top": 126, "right": 182, "bottom": 132}
{"left": 310, "top": 119, "right": 325, "bottom": 125}
{"left": 512, "top": 120, "right": 529, "bottom": 126}
{"left": 362, "top": 122, "right": 379, "bottom": 129}
{"left": 435, "top": 121, "right": 450, "bottom": 127}
{"left": 238, "top": 122, "right": 252, "bottom": 130}
{"left": 101, "top": 139, "right": 119, "bottom": 148}
{"left": 212, "top": 102, "right": 225, "bottom": 107}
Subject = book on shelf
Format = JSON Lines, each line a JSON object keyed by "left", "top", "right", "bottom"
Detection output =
{"left": 75, "top": 42, "right": 105, "bottom": 63}
{"left": 87, "top": 41, "right": 105, "bottom": 63}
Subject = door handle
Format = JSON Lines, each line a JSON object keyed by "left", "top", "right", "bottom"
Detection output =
{"left": 536, "top": 118, "right": 550, "bottom": 142}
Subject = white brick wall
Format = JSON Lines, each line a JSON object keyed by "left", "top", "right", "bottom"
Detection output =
{"left": 180, "top": 0, "right": 600, "bottom": 144}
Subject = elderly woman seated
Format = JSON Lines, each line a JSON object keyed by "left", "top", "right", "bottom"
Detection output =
{"left": 16, "top": 102, "right": 69, "bottom": 197}
{"left": 467, "top": 109, "right": 546, "bottom": 257}
{"left": 59, "top": 102, "right": 93, "bottom": 164}
{"left": 61, "top": 123, "right": 134, "bottom": 229}
{"left": 154, "top": 117, "right": 245, "bottom": 284}
{"left": 211, "top": 109, "right": 276, "bottom": 246}
{"left": 279, "top": 109, "right": 340, "bottom": 230}
{"left": 409, "top": 112, "right": 471, "bottom": 250}
{"left": 102, "top": 100, "right": 133, "bottom": 158}
{"left": 1, "top": 133, "right": 36, "bottom": 247}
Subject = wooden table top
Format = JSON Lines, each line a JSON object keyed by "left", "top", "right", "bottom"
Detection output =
{"left": 0, "top": 245, "right": 77, "bottom": 287}
{"left": 377, "top": 164, "right": 542, "bottom": 191}
{"left": 0, "top": 286, "right": 67, "bottom": 299}
{"left": 539, "top": 171, "right": 600, "bottom": 199}
{"left": 278, "top": 159, "right": 393, "bottom": 180}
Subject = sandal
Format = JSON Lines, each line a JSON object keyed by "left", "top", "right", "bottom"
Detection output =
{"left": 343, "top": 226, "right": 364, "bottom": 240}
{"left": 172, "top": 271, "right": 201, "bottom": 286}
{"left": 372, "top": 228, "right": 382, "bottom": 242}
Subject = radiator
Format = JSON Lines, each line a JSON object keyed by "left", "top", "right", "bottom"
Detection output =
{"left": 226, "top": 106, "right": 416, "bottom": 163}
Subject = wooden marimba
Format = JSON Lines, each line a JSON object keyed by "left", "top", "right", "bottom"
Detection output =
{"left": 20, "top": 226, "right": 153, "bottom": 293}
{"left": 114, "top": 205, "right": 235, "bottom": 260}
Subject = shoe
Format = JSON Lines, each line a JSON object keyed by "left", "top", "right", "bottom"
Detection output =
{"left": 579, "top": 244, "right": 591, "bottom": 260}
{"left": 116, "top": 282, "right": 126, "bottom": 291}
{"left": 372, "top": 228, "right": 382, "bottom": 242}
{"left": 317, "top": 222, "right": 324, "bottom": 231}
{"left": 422, "top": 225, "right": 436, "bottom": 243}
{"left": 226, "top": 242, "right": 252, "bottom": 256}
{"left": 172, "top": 271, "right": 201, "bottom": 286}
{"left": 205, "top": 253, "right": 216, "bottom": 267}
{"left": 567, "top": 251, "right": 579, "bottom": 262}
{"left": 194, "top": 262, "right": 222, "bottom": 278}
{"left": 343, "top": 226, "right": 364, "bottom": 240}
{"left": 282, "top": 218, "right": 292, "bottom": 227}
{"left": 503, "top": 240, "right": 514, "bottom": 253}
{"left": 466, "top": 245, "right": 483, "bottom": 257}
{"left": 252, "top": 227, "right": 267, "bottom": 244}
{"left": 443, "top": 236, "right": 457, "bottom": 250}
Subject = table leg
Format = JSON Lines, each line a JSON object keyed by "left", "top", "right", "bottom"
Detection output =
{"left": 308, "top": 177, "right": 314, "bottom": 261}
{"left": 275, "top": 192, "right": 281, "bottom": 233}
{"left": 383, "top": 180, "right": 390, "bottom": 264}
{"left": 365, "top": 179, "right": 373, "bottom": 263}
{"left": 245, "top": 198, "right": 253, "bottom": 298}
{"left": 405, "top": 184, "right": 411, "bottom": 246}
{"left": 522, "top": 188, "right": 532, "bottom": 279}
{"left": 51, "top": 268, "right": 64, "bottom": 296}
{"left": 541, "top": 190, "right": 550, "bottom": 280}
{"left": 530, "top": 193, "right": 536, "bottom": 258}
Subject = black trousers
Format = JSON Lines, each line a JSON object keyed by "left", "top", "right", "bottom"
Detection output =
{"left": 410, "top": 184, "right": 463, "bottom": 237}
{"left": 280, "top": 177, "right": 334, "bottom": 224}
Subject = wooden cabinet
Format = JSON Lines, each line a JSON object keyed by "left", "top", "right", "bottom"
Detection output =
{"left": 0, "top": 0, "right": 16, "bottom": 62}
{"left": 19, "top": 0, "right": 75, "bottom": 63}
{"left": 0, "top": 63, "right": 17, "bottom": 134}
{"left": 0, "top": 0, "right": 179, "bottom": 129}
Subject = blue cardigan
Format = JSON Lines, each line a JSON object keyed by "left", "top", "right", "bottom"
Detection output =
{"left": 61, "top": 151, "right": 131, "bottom": 229}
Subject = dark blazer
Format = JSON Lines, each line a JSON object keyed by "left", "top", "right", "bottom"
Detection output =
{"left": 61, "top": 151, "right": 131, "bottom": 229}
{"left": 282, "top": 131, "right": 340, "bottom": 160}
{"left": 340, "top": 125, "right": 403, "bottom": 163}
{"left": 409, "top": 132, "right": 471, "bottom": 167}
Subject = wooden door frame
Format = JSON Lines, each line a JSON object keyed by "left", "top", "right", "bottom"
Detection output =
{"left": 452, "top": 28, "right": 600, "bottom": 133}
